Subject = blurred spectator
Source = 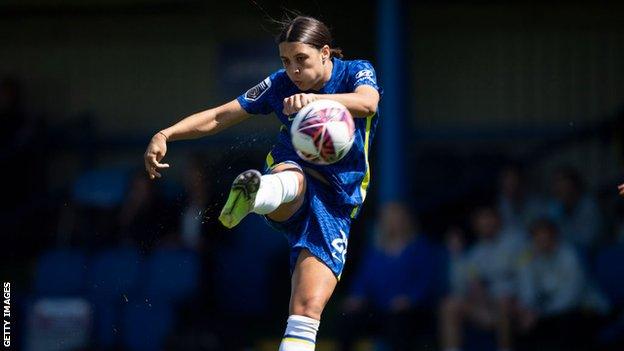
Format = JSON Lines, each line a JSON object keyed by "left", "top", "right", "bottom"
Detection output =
{"left": 497, "top": 164, "right": 547, "bottom": 232}
{"left": 0, "top": 76, "right": 44, "bottom": 164}
{"left": 118, "top": 170, "right": 173, "bottom": 251}
{"left": 340, "top": 202, "right": 441, "bottom": 351}
{"left": 444, "top": 226, "right": 468, "bottom": 299}
{"left": 439, "top": 206, "right": 523, "bottom": 351}
{"left": 179, "top": 154, "right": 211, "bottom": 251}
{"left": 0, "top": 76, "right": 47, "bottom": 230}
{"left": 548, "top": 167, "right": 602, "bottom": 251}
{"left": 515, "top": 218, "right": 588, "bottom": 350}
{"left": 611, "top": 201, "right": 624, "bottom": 245}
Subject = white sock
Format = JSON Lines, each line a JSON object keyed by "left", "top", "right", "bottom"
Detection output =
{"left": 252, "top": 171, "right": 299, "bottom": 215}
{"left": 278, "top": 315, "right": 319, "bottom": 351}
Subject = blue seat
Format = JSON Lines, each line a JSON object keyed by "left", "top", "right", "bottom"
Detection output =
{"left": 88, "top": 247, "right": 142, "bottom": 348}
{"left": 464, "top": 326, "right": 497, "bottom": 351}
{"left": 214, "top": 215, "right": 286, "bottom": 314}
{"left": 89, "top": 246, "right": 141, "bottom": 299}
{"left": 143, "top": 248, "right": 199, "bottom": 302}
{"left": 34, "top": 248, "right": 87, "bottom": 296}
{"left": 595, "top": 245, "right": 624, "bottom": 307}
{"left": 72, "top": 168, "right": 129, "bottom": 208}
{"left": 121, "top": 301, "right": 174, "bottom": 351}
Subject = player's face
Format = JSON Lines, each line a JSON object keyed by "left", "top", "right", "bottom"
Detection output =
{"left": 279, "top": 42, "right": 328, "bottom": 91}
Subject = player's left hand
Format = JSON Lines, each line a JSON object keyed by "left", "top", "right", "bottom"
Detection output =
{"left": 618, "top": 183, "right": 624, "bottom": 196}
{"left": 283, "top": 93, "right": 318, "bottom": 116}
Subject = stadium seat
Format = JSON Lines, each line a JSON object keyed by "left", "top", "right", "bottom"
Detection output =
{"left": 88, "top": 246, "right": 142, "bottom": 299}
{"left": 594, "top": 244, "right": 624, "bottom": 307}
{"left": 121, "top": 301, "right": 174, "bottom": 351}
{"left": 214, "top": 215, "right": 286, "bottom": 314}
{"left": 34, "top": 248, "right": 87, "bottom": 296}
{"left": 72, "top": 167, "right": 129, "bottom": 208}
{"left": 464, "top": 326, "right": 497, "bottom": 351}
{"left": 143, "top": 247, "right": 200, "bottom": 302}
{"left": 88, "top": 246, "right": 142, "bottom": 348}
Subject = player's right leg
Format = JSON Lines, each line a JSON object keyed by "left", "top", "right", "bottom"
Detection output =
{"left": 218, "top": 162, "right": 306, "bottom": 228}
{"left": 279, "top": 249, "right": 337, "bottom": 351}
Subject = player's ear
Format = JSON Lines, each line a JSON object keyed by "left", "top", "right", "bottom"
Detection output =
{"left": 321, "top": 45, "right": 330, "bottom": 63}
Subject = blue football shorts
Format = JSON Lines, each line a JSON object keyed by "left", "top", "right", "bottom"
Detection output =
{"left": 262, "top": 160, "right": 353, "bottom": 278}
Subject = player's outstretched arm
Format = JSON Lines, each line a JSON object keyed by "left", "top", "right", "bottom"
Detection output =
{"left": 618, "top": 183, "right": 624, "bottom": 196}
{"left": 282, "top": 85, "right": 380, "bottom": 118}
{"left": 144, "top": 99, "right": 249, "bottom": 179}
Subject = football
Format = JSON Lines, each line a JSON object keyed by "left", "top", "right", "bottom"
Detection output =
{"left": 290, "top": 99, "right": 355, "bottom": 165}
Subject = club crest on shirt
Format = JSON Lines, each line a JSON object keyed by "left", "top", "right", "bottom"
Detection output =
{"left": 244, "top": 77, "right": 272, "bottom": 101}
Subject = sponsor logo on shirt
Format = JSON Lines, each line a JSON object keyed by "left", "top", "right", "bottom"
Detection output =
{"left": 354, "top": 69, "right": 376, "bottom": 85}
{"left": 355, "top": 69, "right": 374, "bottom": 80}
{"left": 244, "top": 77, "right": 272, "bottom": 101}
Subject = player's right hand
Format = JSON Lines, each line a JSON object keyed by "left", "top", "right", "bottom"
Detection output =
{"left": 619, "top": 183, "right": 624, "bottom": 196}
{"left": 144, "top": 132, "right": 170, "bottom": 179}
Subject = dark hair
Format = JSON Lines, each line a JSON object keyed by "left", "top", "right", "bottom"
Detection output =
{"left": 276, "top": 16, "right": 343, "bottom": 59}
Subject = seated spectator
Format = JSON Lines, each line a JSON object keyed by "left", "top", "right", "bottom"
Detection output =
{"left": 497, "top": 164, "right": 547, "bottom": 232}
{"left": 339, "top": 202, "right": 441, "bottom": 351}
{"left": 439, "top": 206, "right": 523, "bottom": 351}
{"left": 179, "top": 154, "right": 211, "bottom": 251}
{"left": 118, "top": 170, "right": 172, "bottom": 251}
{"left": 516, "top": 218, "right": 588, "bottom": 350}
{"left": 0, "top": 76, "right": 47, "bottom": 251}
{"left": 0, "top": 76, "right": 46, "bottom": 203}
{"left": 444, "top": 226, "right": 468, "bottom": 299}
{"left": 548, "top": 167, "right": 602, "bottom": 251}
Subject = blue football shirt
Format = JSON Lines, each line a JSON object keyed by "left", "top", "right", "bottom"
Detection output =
{"left": 236, "top": 57, "right": 381, "bottom": 218}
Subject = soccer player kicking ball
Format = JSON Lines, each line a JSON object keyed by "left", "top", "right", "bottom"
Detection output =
{"left": 144, "top": 15, "right": 381, "bottom": 350}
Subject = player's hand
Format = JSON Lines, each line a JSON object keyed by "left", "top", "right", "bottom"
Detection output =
{"left": 618, "top": 183, "right": 624, "bottom": 196}
{"left": 283, "top": 93, "right": 318, "bottom": 116}
{"left": 144, "top": 132, "right": 170, "bottom": 179}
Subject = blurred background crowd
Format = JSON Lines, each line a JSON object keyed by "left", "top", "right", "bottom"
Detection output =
{"left": 2, "top": 0, "right": 624, "bottom": 350}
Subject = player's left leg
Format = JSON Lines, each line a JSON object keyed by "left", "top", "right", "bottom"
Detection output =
{"left": 278, "top": 249, "right": 337, "bottom": 351}
{"left": 219, "top": 162, "right": 305, "bottom": 228}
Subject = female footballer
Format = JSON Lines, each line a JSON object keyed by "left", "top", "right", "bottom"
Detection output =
{"left": 143, "top": 16, "right": 381, "bottom": 350}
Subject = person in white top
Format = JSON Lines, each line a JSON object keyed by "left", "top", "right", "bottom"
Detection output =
{"left": 440, "top": 206, "right": 524, "bottom": 351}
{"left": 516, "top": 218, "right": 587, "bottom": 350}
